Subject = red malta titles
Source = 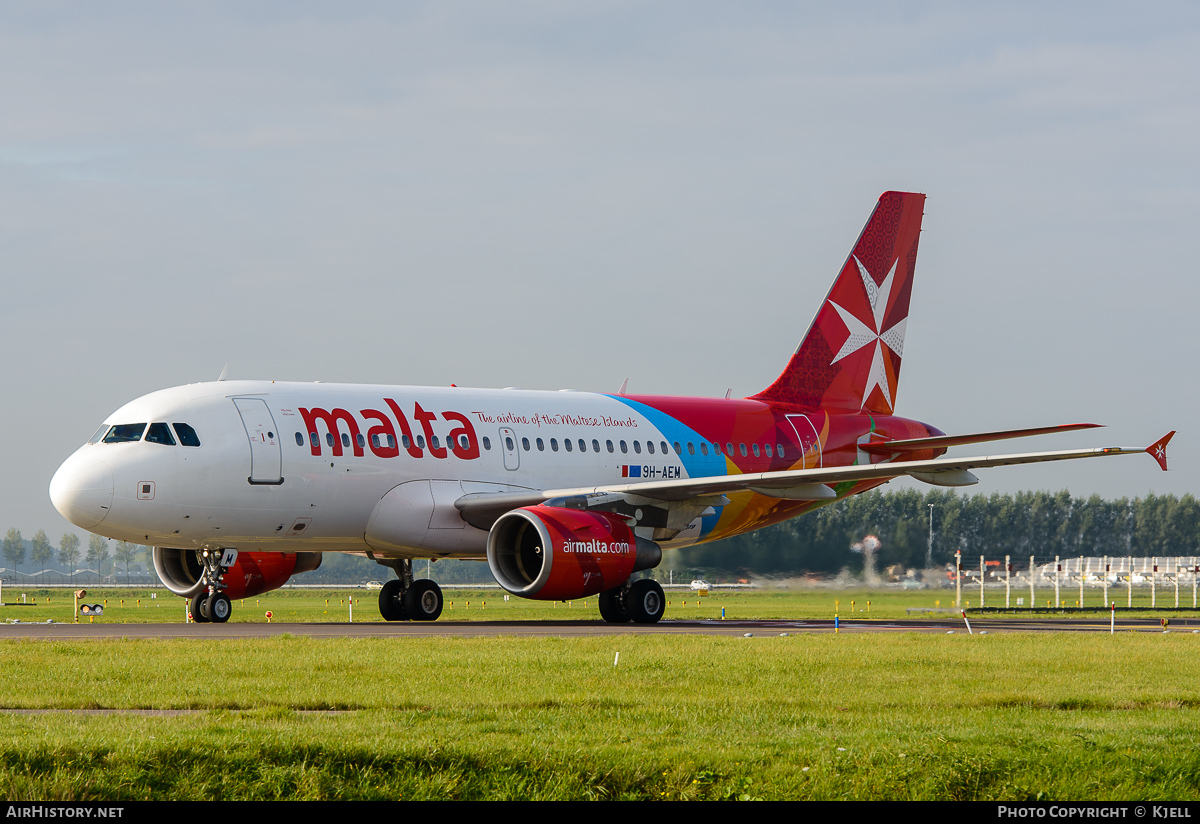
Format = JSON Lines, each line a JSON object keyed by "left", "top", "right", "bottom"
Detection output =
{"left": 299, "top": 399, "right": 480, "bottom": 460}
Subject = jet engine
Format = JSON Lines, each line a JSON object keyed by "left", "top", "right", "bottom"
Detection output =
{"left": 152, "top": 547, "right": 322, "bottom": 599}
{"left": 486, "top": 506, "right": 661, "bottom": 601}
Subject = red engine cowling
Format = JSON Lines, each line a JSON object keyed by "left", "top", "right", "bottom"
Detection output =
{"left": 152, "top": 547, "right": 322, "bottom": 599}
{"left": 486, "top": 506, "right": 660, "bottom": 601}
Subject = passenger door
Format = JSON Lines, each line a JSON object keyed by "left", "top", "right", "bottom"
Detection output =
{"left": 233, "top": 397, "right": 283, "bottom": 484}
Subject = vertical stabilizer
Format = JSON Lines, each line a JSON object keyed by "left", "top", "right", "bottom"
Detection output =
{"left": 751, "top": 191, "right": 926, "bottom": 414}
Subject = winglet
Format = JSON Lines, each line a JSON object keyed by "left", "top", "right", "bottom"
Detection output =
{"left": 1146, "top": 431, "right": 1175, "bottom": 471}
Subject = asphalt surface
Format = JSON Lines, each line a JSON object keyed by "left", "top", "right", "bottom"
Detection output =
{"left": 2, "top": 616, "right": 1197, "bottom": 639}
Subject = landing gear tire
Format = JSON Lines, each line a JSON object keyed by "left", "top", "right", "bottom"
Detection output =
{"left": 379, "top": 579, "right": 408, "bottom": 621}
{"left": 628, "top": 579, "right": 665, "bottom": 624}
{"left": 190, "top": 593, "right": 210, "bottom": 623}
{"left": 598, "top": 588, "right": 631, "bottom": 623}
{"left": 208, "top": 592, "right": 232, "bottom": 623}
{"left": 404, "top": 579, "right": 443, "bottom": 621}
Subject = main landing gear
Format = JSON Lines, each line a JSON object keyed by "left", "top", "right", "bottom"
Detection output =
{"left": 188, "top": 548, "right": 237, "bottom": 624}
{"left": 599, "top": 578, "right": 665, "bottom": 624}
{"left": 377, "top": 559, "right": 444, "bottom": 622}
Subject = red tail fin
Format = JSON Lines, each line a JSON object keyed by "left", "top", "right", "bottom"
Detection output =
{"left": 752, "top": 191, "right": 926, "bottom": 413}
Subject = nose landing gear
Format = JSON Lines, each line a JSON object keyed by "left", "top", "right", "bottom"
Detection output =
{"left": 188, "top": 548, "right": 237, "bottom": 624}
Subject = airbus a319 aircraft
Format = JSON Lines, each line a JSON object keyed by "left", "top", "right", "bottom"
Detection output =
{"left": 49, "top": 192, "right": 1173, "bottom": 624}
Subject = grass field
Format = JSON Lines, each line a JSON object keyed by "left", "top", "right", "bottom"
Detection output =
{"left": 2, "top": 613, "right": 1200, "bottom": 798}
{"left": 5, "top": 583, "right": 1200, "bottom": 624}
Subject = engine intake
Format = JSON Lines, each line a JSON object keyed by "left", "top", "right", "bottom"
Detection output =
{"left": 152, "top": 548, "right": 322, "bottom": 598}
{"left": 487, "top": 506, "right": 661, "bottom": 601}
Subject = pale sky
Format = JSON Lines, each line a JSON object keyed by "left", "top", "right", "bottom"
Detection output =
{"left": 3, "top": 2, "right": 1198, "bottom": 543}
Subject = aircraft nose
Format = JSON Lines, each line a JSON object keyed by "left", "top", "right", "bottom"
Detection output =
{"left": 49, "top": 454, "right": 114, "bottom": 529}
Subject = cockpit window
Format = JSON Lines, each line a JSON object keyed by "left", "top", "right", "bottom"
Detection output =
{"left": 145, "top": 423, "right": 176, "bottom": 445}
{"left": 103, "top": 424, "right": 147, "bottom": 443}
{"left": 172, "top": 423, "right": 201, "bottom": 447}
{"left": 88, "top": 424, "right": 109, "bottom": 444}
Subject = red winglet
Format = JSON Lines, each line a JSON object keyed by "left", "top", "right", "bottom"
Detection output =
{"left": 1146, "top": 431, "right": 1175, "bottom": 471}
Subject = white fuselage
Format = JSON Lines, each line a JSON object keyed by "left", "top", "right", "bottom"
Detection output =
{"left": 50, "top": 380, "right": 701, "bottom": 558}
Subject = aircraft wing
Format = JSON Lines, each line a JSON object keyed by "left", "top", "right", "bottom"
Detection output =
{"left": 456, "top": 432, "right": 1174, "bottom": 528}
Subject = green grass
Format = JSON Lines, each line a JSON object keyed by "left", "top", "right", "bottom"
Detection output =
{"left": 6, "top": 584, "right": 1200, "bottom": 624}
{"left": 1, "top": 633, "right": 1199, "bottom": 799}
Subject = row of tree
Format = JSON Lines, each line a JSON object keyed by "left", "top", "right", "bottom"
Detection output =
{"left": 2, "top": 528, "right": 146, "bottom": 578}
{"left": 6, "top": 490, "right": 1198, "bottom": 583}
{"left": 668, "top": 490, "right": 1200, "bottom": 578}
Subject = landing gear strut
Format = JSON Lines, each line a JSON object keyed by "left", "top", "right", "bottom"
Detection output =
{"left": 599, "top": 579, "right": 665, "bottom": 624}
{"left": 189, "top": 547, "right": 237, "bottom": 624}
{"left": 373, "top": 558, "right": 443, "bottom": 622}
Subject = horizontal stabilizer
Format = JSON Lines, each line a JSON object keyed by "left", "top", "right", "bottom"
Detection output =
{"left": 859, "top": 423, "right": 1102, "bottom": 455}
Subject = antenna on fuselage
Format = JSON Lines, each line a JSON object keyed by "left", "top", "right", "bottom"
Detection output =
{"left": 725, "top": 388, "right": 732, "bottom": 399}
{"left": 217, "top": 364, "right": 229, "bottom": 382}
{"left": 618, "top": 378, "right": 628, "bottom": 396}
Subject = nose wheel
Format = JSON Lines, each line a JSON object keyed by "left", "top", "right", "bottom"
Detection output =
{"left": 188, "top": 548, "right": 236, "bottom": 623}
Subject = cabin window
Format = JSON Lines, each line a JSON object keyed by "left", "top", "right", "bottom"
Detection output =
{"left": 388, "top": 434, "right": 397, "bottom": 449}
{"left": 578, "top": 439, "right": 587, "bottom": 453}
{"left": 103, "top": 424, "right": 146, "bottom": 443}
{"left": 459, "top": 435, "right": 469, "bottom": 449}
{"left": 295, "top": 433, "right": 304, "bottom": 446}
{"left": 592, "top": 439, "right": 600, "bottom": 453}
{"left": 700, "top": 443, "right": 708, "bottom": 456}
{"left": 565, "top": 438, "right": 573, "bottom": 452}
{"left": 633, "top": 440, "right": 642, "bottom": 454}
{"left": 713, "top": 442, "right": 721, "bottom": 455}
{"left": 647, "top": 441, "right": 655, "bottom": 455}
{"left": 505, "top": 436, "right": 514, "bottom": 451}
{"left": 309, "top": 432, "right": 319, "bottom": 449}
{"left": 752, "top": 443, "right": 760, "bottom": 457}
{"left": 145, "top": 423, "right": 176, "bottom": 445}
{"left": 660, "top": 441, "right": 669, "bottom": 455}
{"left": 326, "top": 432, "right": 335, "bottom": 448}
{"left": 482, "top": 437, "right": 491, "bottom": 450}
{"left": 371, "top": 434, "right": 380, "bottom": 449}
{"left": 777, "top": 444, "right": 785, "bottom": 458}
{"left": 536, "top": 438, "right": 545, "bottom": 451}
{"left": 402, "top": 434, "right": 412, "bottom": 450}
{"left": 765, "top": 444, "right": 773, "bottom": 457}
{"left": 620, "top": 440, "right": 628, "bottom": 454}
{"left": 606, "top": 440, "right": 614, "bottom": 453}
{"left": 522, "top": 437, "right": 530, "bottom": 451}
{"left": 739, "top": 443, "right": 748, "bottom": 457}
{"left": 551, "top": 438, "right": 559, "bottom": 452}
{"left": 687, "top": 442, "right": 695, "bottom": 456}
{"left": 432, "top": 436, "right": 442, "bottom": 450}
{"left": 416, "top": 435, "right": 426, "bottom": 449}
{"left": 341, "top": 433, "right": 351, "bottom": 449}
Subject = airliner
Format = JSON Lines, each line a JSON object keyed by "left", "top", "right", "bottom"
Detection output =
{"left": 49, "top": 192, "right": 1173, "bottom": 624}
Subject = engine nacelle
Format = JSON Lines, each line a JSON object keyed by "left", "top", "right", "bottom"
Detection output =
{"left": 487, "top": 506, "right": 661, "bottom": 601}
{"left": 152, "top": 547, "right": 322, "bottom": 599}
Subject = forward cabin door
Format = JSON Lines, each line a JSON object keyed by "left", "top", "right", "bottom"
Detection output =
{"left": 234, "top": 397, "right": 284, "bottom": 484}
